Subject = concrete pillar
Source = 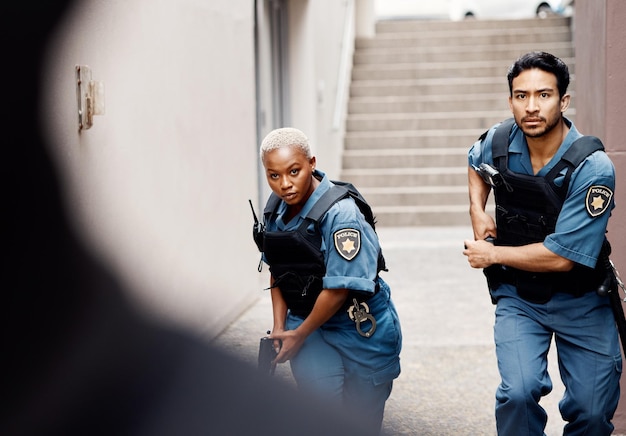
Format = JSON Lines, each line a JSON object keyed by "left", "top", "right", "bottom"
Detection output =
{"left": 574, "top": 0, "right": 626, "bottom": 277}
{"left": 355, "top": 0, "right": 375, "bottom": 38}
{"left": 574, "top": 2, "right": 626, "bottom": 430}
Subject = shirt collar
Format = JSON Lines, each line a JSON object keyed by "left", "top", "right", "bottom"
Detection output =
{"left": 509, "top": 117, "right": 580, "bottom": 174}
{"left": 276, "top": 169, "right": 330, "bottom": 228}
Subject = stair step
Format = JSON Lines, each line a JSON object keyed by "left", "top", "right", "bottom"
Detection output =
{"left": 351, "top": 60, "right": 576, "bottom": 81}
{"left": 348, "top": 93, "right": 511, "bottom": 113}
{"left": 343, "top": 147, "right": 468, "bottom": 168}
{"left": 345, "top": 129, "right": 487, "bottom": 149}
{"left": 350, "top": 78, "right": 577, "bottom": 98}
{"left": 375, "top": 208, "right": 471, "bottom": 227}
{"left": 341, "top": 167, "right": 468, "bottom": 187}
{"left": 348, "top": 93, "right": 577, "bottom": 114}
{"left": 357, "top": 27, "right": 572, "bottom": 49}
{"left": 350, "top": 79, "right": 508, "bottom": 97}
{"left": 345, "top": 111, "right": 580, "bottom": 132}
{"left": 354, "top": 42, "right": 573, "bottom": 64}
{"left": 361, "top": 186, "right": 469, "bottom": 206}
{"left": 374, "top": 16, "right": 571, "bottom": 33}
{"left": 346, "top": 111, "right": 515, "bottom": 131}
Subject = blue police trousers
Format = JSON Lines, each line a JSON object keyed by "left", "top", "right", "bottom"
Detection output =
{"left": 492, "top": 286, "right": 621, "bottom": 436}
{"left": 285, "top": 280, "right": 402, "bottom": 433}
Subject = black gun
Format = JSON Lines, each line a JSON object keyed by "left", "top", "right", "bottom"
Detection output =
{"left": 597, "top": 240, "right": 626, "bottom": 354}
{"left": 473, "top": 163, "right": 513, "bottom": 192}
{"left": 258, "top": 332, "right": 278, "bottom": 376}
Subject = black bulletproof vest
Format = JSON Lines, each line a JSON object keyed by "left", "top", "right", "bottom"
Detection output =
{"left": 261, "top": 183, "right": 385, "bottom": 317}
{"left": 488, "top": 118, "right": 606, "bottom": 300}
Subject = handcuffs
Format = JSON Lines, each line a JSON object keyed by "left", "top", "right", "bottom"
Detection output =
{"left": 347, "top": 298, "right": 376, "bottom": 338}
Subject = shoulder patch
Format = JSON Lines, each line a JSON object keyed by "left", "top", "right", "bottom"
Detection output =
{"left": 333, "top": 228, "right": 361, "bottom": 261}
{"left": 585, "top": 185, "right": 613, "bottom": 217}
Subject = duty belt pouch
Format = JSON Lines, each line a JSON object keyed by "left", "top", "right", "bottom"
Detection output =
{"left": 484, "top": 265, "right": 553, "bottom": 304}
{"left": 515, "top": 271, "right": 553, "bottom": 304}
{"left": 483, "top": 264, "right": 504, "bottom": 292}
{"left": 483, "top": 264, "right": 508, "bottom": 304}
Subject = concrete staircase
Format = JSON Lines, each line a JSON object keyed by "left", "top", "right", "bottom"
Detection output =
{"left": 342, "top": 16, "right": 575, "bottom": 226}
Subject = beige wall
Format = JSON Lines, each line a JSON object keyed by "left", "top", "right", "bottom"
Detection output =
{"left": 574, "top": 0, "right": 626, "bottom": 271}
{"left": 41, "top": 0, "right": 260, "bottom": 338}
{"left": 285, "top": 0, "right": 356, "bottom": 179}
{"left": 39, "top": 0, "right": 362, "bottom": 339}
{"left": 255, "top": 0, "right": 360, "bottom": 200}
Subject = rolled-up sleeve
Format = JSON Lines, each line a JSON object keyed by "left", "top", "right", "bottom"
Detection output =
{"left": 320, "top": 199, "right": 380, "bottom": 295}
{"left": 544, "top": 152, "right": 616, "bottom": 268}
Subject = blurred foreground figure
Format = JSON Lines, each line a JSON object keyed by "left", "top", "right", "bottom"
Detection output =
{"left": 2, "top": 2, "right": 374, "bottom": 435}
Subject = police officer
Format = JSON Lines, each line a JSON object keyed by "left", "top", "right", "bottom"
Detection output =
{"left": 256, "top": 127, "right": 402, "bottom": 433}
{"left": 463, "top": 51, "right": 620, "bottom": 435}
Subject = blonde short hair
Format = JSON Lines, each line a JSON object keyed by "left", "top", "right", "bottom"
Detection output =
{"left": 260, "top": 127, "right": 312, "bottom": 161}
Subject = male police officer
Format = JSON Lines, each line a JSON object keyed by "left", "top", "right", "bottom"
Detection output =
{"left": 463, "top": 52, "right": 620, "bottom": 435}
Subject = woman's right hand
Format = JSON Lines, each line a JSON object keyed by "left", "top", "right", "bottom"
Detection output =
{"left": 270, "top": 328, "right": 306, "bottom": 364}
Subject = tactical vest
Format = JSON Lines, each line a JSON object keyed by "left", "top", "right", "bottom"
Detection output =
{"left": 259, "top": 181, "right": 386, "bottom": 317}
{"left": 485, "top": 118, "right": 607, "bottom": 303}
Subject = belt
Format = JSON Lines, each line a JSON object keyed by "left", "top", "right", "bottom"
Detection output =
{"left": 485, "top": 265, "right": 595, "bottom": 304}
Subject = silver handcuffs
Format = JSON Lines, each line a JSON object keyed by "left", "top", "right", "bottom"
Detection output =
{"left": 347, "top": 298, "right": 376, "bottom": 338}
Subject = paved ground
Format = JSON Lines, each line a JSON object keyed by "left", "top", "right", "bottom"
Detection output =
{"left": 214, "top": 226, "right": 569, "bottom": 435}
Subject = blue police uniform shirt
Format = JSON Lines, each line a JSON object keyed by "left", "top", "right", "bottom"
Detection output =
{"left": 264, "top": 169, "right": 381, "bottom": 295}
{"left": 468, "top": 118, "right": 615, "bottom": 269}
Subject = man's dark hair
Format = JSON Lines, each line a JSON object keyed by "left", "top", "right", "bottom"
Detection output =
{"left": 507, "top": 51, "right": 570, "bottom": 98}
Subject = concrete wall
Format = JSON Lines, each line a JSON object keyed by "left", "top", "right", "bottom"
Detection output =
{"left": 254, "top": 0, "right": 359, "bottom": 202}
{"left": 573, "top": 0, "right": 626, "bottom": 272}
{"left": 41, "top": 0, "right": 262, "bottom": 339}
{"left": 39, "top": 0, "right": 361, "bottom": 339}
{"left": 285, "top": 0, "right": 356, "bottom": 180}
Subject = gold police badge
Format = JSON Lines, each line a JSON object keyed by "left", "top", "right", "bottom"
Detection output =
{"left": 334, "top": 228, "right": 361, "bottom": 261}
{"left": 585, "top": 185, "right": 613, "bottom": 217}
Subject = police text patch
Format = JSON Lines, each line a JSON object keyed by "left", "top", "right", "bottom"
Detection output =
{"left": 585, "top": 185, "right": 613, "bottom": 217}
{"left": 334, "top": 228, "right": 361, "bottom": 261}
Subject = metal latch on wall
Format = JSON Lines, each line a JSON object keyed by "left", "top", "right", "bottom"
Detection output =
{"left": 75, "top": 65, "right": 105, "bottom": 131}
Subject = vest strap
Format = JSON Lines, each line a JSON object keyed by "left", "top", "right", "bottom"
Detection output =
{"left": 305, "top": 185, "right": 350, "bottom": 222}
{"left": 490, "top": 118, "right": 605, "bottom": 200}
